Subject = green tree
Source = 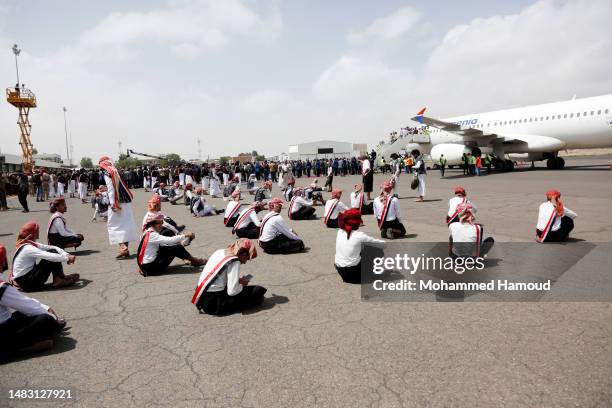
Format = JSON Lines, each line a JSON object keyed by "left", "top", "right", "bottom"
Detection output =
{"left": 161, "top": 153, "right": 182, "bottom": 166}
{"left": 219, "top": 156, "right": 231, "bottom": 163}
{"left": 116, "top": 154, "right": 142, "bottom": 169}
{"left": 80, "top": 157, "right": 94, "bottom": 168}
{"left": 32, "top": 147, "right": 39, "bottom": 155}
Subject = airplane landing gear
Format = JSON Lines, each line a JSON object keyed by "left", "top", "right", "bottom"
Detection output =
{"left": 492, "top": 158, "right": 514, "bottom": 171}
{"left": 546, "top": 157, "right": 565, "bottom": 170}
{"left": 493, "top": 158, "right": 504, "bottom": 171}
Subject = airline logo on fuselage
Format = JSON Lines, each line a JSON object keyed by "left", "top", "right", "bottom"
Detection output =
{"left": 454, "top": 118, "right": 479, "bottom": 126}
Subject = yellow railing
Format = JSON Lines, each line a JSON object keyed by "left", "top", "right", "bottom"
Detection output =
{"left": 6, "top": 87, "right": 37, "bottom": 107}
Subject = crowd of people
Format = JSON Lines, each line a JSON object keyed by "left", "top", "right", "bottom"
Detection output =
{"left": 0, "top": 152, "right": 578, "bottom": 360}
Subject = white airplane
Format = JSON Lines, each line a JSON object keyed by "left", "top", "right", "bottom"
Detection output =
{"left": 378, "top": 94, "right": 612, "bottom": 170}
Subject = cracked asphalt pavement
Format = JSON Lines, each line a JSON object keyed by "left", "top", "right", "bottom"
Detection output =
{"left": 1, "top": 156, "right": 611, "bottom": 407}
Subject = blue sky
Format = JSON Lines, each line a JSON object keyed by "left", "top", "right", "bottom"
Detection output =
{"left": 0, "top": 0, "right": 610, "bottom": 161}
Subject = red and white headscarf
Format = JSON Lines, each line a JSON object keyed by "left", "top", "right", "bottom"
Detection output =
{"left": 545, "top": 189, "right": 564, "bottom": 216}
{"left": 49, "top": 197, "right": 66, "bottom": 213}
{"left": 354, "top": 184, "right": 363, "bottom": 192}
{"left": 231, "top": 189, "right": 241, "bottom": 200}
{"left": 331, "top": 189, "right": 343, "bottom": 199}
{"left": 144, "top": 212, "right": 164, "bottom": 227}
{"left": 99, "top": 156, "right": 133, "bottom": 209}
{"left": 338, "top": 208, "right": 362, "bottom": 239}
{"left": 185, "top": 183, "right": 193, "bottom": 191}
{"left": 380, "top": 180, "right": 393, "bottom": 193}
{"left": 227, "top": 238, "right": 257, "bottom": 260}
{"left": 16, "top": 221, "right": 39, "bottom": 247}
{"left": 268, "top": 197, "right": 284, "bottom": 211}
{"left": 456, "top": 202, "right": 475, "bottom": 224}
{"left": 264, "top": 180, "right": 273, "bottom": 189}
{"left": 147, "top": 194, "right": 162, "bottom": 212}
{"left": 454, "top": 186, "right": 466, "bottom": 196}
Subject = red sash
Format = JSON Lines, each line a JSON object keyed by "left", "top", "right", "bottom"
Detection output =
{"left": 288, "top": 196, "right": 298, "bottom": 219}
{"left": 474, "top": 224, "right": 482, "bottom": 257}
{"left": 259, "top": 212, "right": 279, "bottom": 245}
{"left": 137, "top": 230, "right": 152, "bottom": 266}
{"left": 324, "top": 199, "right": 340, "bottom": 225}
{"left": 447, "top": 197, "right": 467, "bottom": 225}
{"left": 233, "top": 208, "right": 255, "bottom": 234}
{"left": 224, "top": 202, "right": 242, "bottom": 225}
{"left": 47, "top": 212, "right": 66, "bottom": 237}
{"left": 357, "top": 193, "right": 363, "bottom": 212}
{"left": 377, "top": 197, "right": 393, "bottom": 228}
{"left": 191, "top": 255, "right": 238, "bottom": 305}
{"left": 536, "top": 209, "right": 556, "bottom": 243}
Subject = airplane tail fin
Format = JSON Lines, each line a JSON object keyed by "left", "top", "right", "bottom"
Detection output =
{"left": 415, "top": 107, "right": 426, "bottom": 124}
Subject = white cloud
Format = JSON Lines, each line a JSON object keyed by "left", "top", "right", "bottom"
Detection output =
{"left": 239, "top": 90, "right": 303, "bottom": 115}
{"left": 348, "top": 7, "right": 421, "bottom": 43}
{"left": 314, "top": 55, "right": 414, "bottom": 107}
{"left": 419, "top": 0, "right": 612, "bottom": 115}
{"left": 80, "top": 0, "right": 282, "bottom": 55}
{"left": 318, "top": 0, "right": 612, "bottom": 133}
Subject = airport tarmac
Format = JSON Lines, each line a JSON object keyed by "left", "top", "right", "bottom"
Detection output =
{"left": 1, "top": 156, "right": 611, "bottom": 407}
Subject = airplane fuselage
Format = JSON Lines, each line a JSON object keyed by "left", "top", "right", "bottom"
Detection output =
{"left": 434, "top": 94, "right": 612, "bottom": 150}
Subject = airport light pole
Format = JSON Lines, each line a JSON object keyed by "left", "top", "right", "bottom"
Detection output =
{"left": 63, "top": 107, "right": 71, "bottom": 166}
{"left": 12, "top": 44, "right": 21, "bottom": 86}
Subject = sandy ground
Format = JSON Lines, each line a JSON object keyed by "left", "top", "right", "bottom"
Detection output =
{"left": 1, "top": 156, "right": 611, "bottom": 407}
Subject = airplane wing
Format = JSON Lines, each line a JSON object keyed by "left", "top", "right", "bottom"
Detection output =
{"left": 411, "top": 107, "right": 485, "bottom": 136}
{"left": 410, "top": 108, "right": 566, "bottom": 151}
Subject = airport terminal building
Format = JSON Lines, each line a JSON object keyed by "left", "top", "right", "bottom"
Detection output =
{"left": 287, "top": 140, "right": 367, "bottom": 160}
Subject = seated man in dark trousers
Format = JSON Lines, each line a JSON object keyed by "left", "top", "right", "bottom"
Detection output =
{"left": 223, "top": 189, "right": 243, "bottom": 227}
{"left": 288, "top": 188, "right": 316, "bottom": 220}
{"left": 137, "top": 213, "right": 205, "bottom": 276}
{"left": 350, "top": 184, "right": 373, "bottom": 215}
{"left": 334, "top": 209, "right": 384, "bottom": 283}
{"left": 373, "top": 181, "right": 406, "bottom": 239}
{"left": 447, "top": 186, "right": 477, "bottom": 225}
{"left": 11, "top": 221, "right": 80, "bottom": 291}
{"left": 0, "top": 245, "right": 68, "bottom": 360}
{"left": 323, "top": 189, "right": 348, "bottom": 228}
{"left": 233, "top": 202, "right": 265, "bottom": 239}
{"left": 536, "top": 189, "right": 577, "bottom": 243}
{"left": 304, "top": 179, "right": 325, "bottom": 206}
{"left": 192, "top": 238, "right": 266, "bottom": 316}
{"left": 47, "top": 198, "right": 84, "bottom": 249}
{"left": 259, "top": 198, "right": 305, "bottom": 254}
{"left": 448, "top": 202, "right": 494, "bottom": 259}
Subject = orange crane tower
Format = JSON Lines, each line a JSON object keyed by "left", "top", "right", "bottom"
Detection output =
{"left": 6, "top": 44, "right": 37, "bottom": 173}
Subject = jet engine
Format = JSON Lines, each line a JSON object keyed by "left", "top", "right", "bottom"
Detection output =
{"left": 430, "top": 143, "right": 469, "bottom": 165}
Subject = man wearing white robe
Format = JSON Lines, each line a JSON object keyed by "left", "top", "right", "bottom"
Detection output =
{"left": 99, "top": 156, "right": 139, "bottom": 258}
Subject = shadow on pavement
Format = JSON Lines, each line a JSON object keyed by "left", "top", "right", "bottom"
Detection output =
{"left": 38, "top": 278, "right": 92, "bottom": 291}
{"left": 0, "top": 332, "right": 77, "bottom": 365}
{"left": 242, "top": 294, "right": 289, "bottom": 315}
{"left": 73, "top": 249, "right": 101, "bottom": 256}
